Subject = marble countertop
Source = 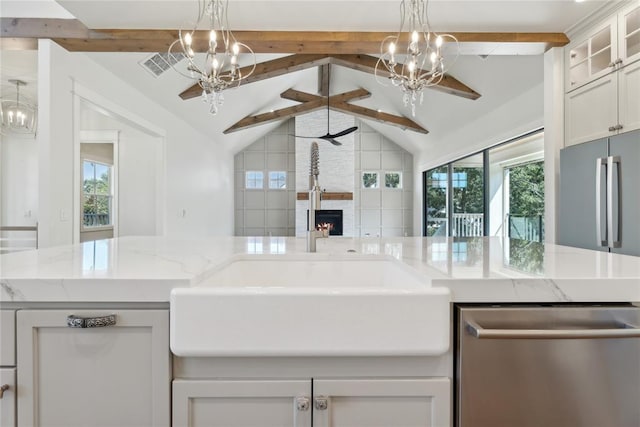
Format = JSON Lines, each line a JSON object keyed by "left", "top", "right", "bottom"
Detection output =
{"left": 1, "top": 236, "right": 640, "bottom": 303}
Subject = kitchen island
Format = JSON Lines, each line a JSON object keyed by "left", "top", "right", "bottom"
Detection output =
{"left": 2, "top": 235, "right": 640, "bottom": 303}
{"left": 1, "top": 236, "right": 639, "bottom": 427}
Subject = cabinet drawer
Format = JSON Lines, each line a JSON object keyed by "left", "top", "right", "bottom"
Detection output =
{"left": 0, "top": 368, "right": 16, "bottom": 427}
{"left": 0, "top": 311, "right": 15, "bottom": 366}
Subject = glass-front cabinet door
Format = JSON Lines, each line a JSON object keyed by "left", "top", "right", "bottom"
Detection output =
{"left": 566, "top": 16, "right": 617, "bottom": 90}
{"left": 621, "top": 3, "right": 640, "bottom": 65}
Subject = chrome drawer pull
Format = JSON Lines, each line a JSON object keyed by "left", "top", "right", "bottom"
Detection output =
{"left": 466, "top": 320, "right": 640, "bottom": 339}
{"left": 0, "top": 384, "right": 9, "bottom": 399}
{"left": 67, "top": 314, "right": 116, "bottom": 328}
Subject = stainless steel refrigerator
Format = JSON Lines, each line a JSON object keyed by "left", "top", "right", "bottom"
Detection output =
{"left": 558, "top": 129, "right": 640, "bottom": 256}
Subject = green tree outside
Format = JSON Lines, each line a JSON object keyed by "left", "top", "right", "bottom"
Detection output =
{"left": 83, "top": 169, "right": 111, "bottom": 226}
{"left": 509, "top": 161, "right": 544, "bottom": 216}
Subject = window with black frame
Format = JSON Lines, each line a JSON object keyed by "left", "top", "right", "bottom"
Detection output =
{"left": 423, "top": 130, "right": 544, "bottom": 239}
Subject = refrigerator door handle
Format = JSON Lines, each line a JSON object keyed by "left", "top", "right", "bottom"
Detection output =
{"left": 611, "top": 156, "right": 622, "bottom": 248}
{"left": 596, "top": 157, "right": 608, "bottom": 247}
{"left": 607, "top": 156, "right": 614, "bottom": 248}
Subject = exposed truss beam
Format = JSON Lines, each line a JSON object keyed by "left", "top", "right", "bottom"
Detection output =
{"left": 280, "top": 88, "right": 371, "bottom": 104}
{"left": 223, "top": 97, "right": 326, "bottom": 134}
{"left": 179, "top": 54, "right": 331, "bottom": 100}
{"left": 330, "top": 54, "right": 481, "bottom": 100}
{"left": 318, "top": 64, "right": 330, "bottom": 97}
{"left": 227, "top": 87, "right": 427, "bottom": 134}
{"left": 1, "top": 18, "right": 569, "bottom": 54}
{"left": 181, "top": 53, "right": 481, "bottom": 101}
{"left": 331, "top": 100, "right": 428, "bottom": 134}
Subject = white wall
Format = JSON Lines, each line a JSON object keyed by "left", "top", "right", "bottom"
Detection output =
{"left": 37, "top": 40, "right": 234, "bottom": 248}
{"left": 118, "top": 133, "right": 160, "bottom": 237}
{"left": 0, "top": 133, "right": 38, "bottom": 227}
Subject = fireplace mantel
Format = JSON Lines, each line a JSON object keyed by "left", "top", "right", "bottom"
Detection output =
{"left": 296, "top": 192, "right": 353, "bottom": 201}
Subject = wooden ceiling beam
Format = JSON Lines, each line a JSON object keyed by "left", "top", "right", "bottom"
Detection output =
{"left": 236, "top": 87, "right": 424, "bottom": 134}
{"left": 1, "top": 19, "right": 569, "bottom": 53}
{"left": 280, "top": 88, "right": 371, "bottom": 104}
{"left": 1, "top": 18, "right": 91, "bottom": 38}
{"left": 223, "top": 98, "right": 326, "bottom": 134}
{"left": 183, "top": 54, "right": 480, "bottom": 102}
{"left": 318, "top": 64, "right": 330, "bottom": 97}
{"left": 330, "top": 100, "right": 428, "bottom": 134}
{"left": 180, "top": 54, "right": 331, "bottom": 100}
{"left": 330, "top": 54, "right": 481, "bottom": 100}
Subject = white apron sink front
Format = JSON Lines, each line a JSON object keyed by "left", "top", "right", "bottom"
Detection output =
{"left": 170, "top": 254, "right": 450, "bottom": 357}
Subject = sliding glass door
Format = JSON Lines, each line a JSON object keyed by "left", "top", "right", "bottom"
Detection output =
{"left": 424, "top": 166, "right": 448, "bottom": 237}
{"left": 452, "top": 153, "right": 484, "bottom": 237}
{"left": 423, "top": 130, "right": 544, "bottom": 239}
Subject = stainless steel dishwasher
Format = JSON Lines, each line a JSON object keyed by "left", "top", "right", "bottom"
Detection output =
{"left": 457, "top": 304, "right": 640, "bottom": 427}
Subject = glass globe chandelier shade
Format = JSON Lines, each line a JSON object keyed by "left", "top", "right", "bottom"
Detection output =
{"left": 375, "top": 0, "right": 459, "bottom": 116}
{"left": 0, "top": 80, "right": 37, "bottom": 135}
{"left": 168, "top": 0, "right": 256, "bottom": 115}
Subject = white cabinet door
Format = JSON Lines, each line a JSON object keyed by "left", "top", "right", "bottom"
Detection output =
{"left": 172, "top": 379, "right": 312, "bottom": 427}
{"left": 565, "top": 72, "right": 618, "bottom": 147}
{"left": 619, "top": 2, "right": 640, "bottom": 66}
{"left": 0, "top": 369, "right": 15, "bottom": 427}
{"left": 566, "top": 16, "right": 617, "bottom": 91}
{"left": 0, "top": 311, "right": 15, "bottom": 366}
{"left": 16, "top": 309, "right": 170, "bottom": 427}
{"left": 312, "top": 378, "right": 451, "bottom": 427}
{"left": 618, "top": 58, "right": 640, "bottom": 133}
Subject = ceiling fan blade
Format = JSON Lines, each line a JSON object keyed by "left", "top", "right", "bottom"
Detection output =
{"left": 320, "top": 136, "right": 342, "bottom": 146}
{"left": 289, "top": 134, "right": 317, "bottom": 139}
{"left": 289, "top": 134, "right": 342, "bottom": 145}
{"left": 328, "top": 126, "right": 358, "bottom": 138}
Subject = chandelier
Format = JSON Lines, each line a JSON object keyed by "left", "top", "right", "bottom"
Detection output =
{"left": 0, "top": 80, "right": 37, "bottom": 135}
{"left": 168, "top": 0, "right": 256, "bottom": 115}
{"left": 375, "top": 0, "right": 459, "bottom": 116}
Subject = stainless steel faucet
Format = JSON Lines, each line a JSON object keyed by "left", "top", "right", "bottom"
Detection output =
{"left": 307, "top": 142, "right": 328, "bottom": 252}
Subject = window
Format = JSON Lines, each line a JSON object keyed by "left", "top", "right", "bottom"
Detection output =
{"left": 268, "top": 171, "right": 287, "bottom": 189}
{"left": 385, "top": 172, "right": 402, "bottom": 189}
{"left": 488, "top": 132, "right": 545, "bottom": 241}
{"left": 82, "top": 160, "right": 113, "bottom": 228}
{"left": 245, "top": 171, "right": 264, "bottom": 189}
{"left": 425, "top": 166, "right": 448, "bottom": 237}
{"left": 362, "top": 172, "right": 379, "bottom": 189}
{"left": 423, "top": 129, "right": 545, "bottom": 239}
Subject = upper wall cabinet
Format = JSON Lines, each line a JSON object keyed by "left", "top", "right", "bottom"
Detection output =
{"left": 566, "top": 2, "right": 640, "bottom": 92}
{"left": 565, "top": 2, "right": 640, "bottom": 147}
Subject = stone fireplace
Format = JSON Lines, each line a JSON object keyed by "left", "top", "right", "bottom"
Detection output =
{"left": 295, "top": 109, "right": 355, "bottom": 237}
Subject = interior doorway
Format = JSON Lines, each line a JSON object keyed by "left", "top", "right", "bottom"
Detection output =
{"left": 73, "top": 92, "right": 166, "bottom": 243}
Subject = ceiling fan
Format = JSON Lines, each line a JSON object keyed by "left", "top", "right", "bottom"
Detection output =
{"left": 292, "top": 66, "right": 358, "bottom": 146}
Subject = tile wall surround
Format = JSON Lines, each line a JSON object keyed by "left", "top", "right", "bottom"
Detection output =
{"left": 234, "top": 120, "right": 296, "bottom": 236}
{"left": 355, "top": 122, "right": 414, "bottom": 238}
{"left": 234, "top": 115, "right": 413, "bottom": 237}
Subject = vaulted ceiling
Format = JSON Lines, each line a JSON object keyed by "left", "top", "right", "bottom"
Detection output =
{"left": 0, "top": 0, "right": 610, "bottom": 155}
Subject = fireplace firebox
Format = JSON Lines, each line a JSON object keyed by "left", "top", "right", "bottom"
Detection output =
{"left": 307, "top": 209, "right": 343, "bottom": 236}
